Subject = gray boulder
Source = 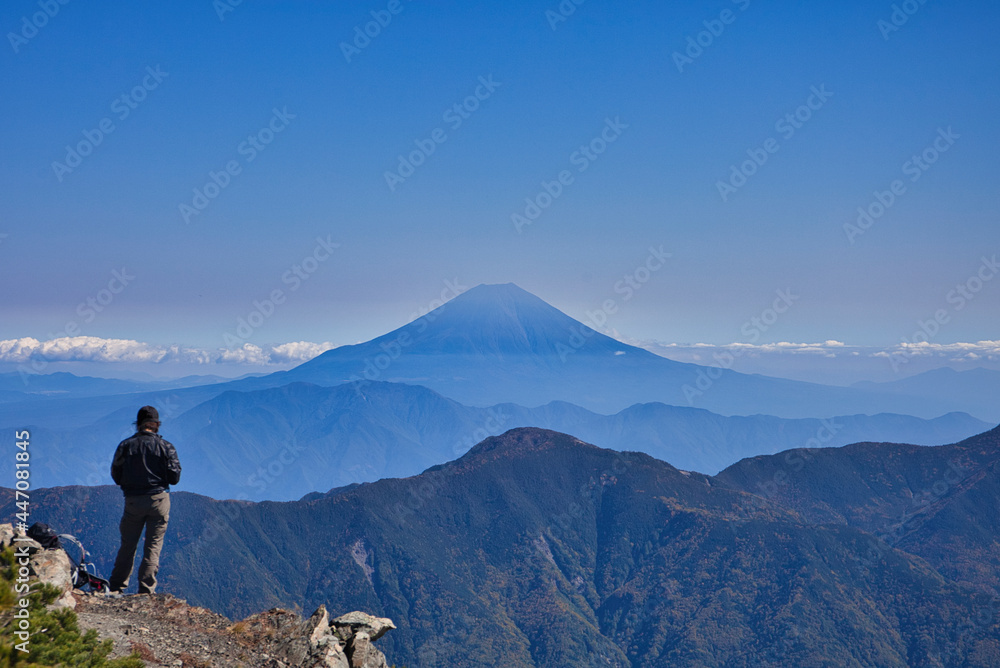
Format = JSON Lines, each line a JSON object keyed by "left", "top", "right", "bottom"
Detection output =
{"left": 331, "top": 611, "right": 397, "bottom": 643}
{"left": 345, "top": 631, "right": 388, "bottom": 668}
{"left": 24, "top": 543, "right": 76, "bottom": 610}
{"left": 0, "top": 523, "right": 14, "bottom": 549}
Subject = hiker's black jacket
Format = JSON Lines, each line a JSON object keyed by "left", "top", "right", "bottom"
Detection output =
{"left": 111, "top": 431, "right": 181, "bottom": 496}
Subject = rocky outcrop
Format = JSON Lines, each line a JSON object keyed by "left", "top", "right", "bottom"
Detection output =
{"left": 332, "top": 611, "right": 397, "bottom": 642}
{"left": 1, "top": 523, "right": 76, "bottom": 609}
{"left": 1, "top": 522, "right": 397, "bottom": 666}
{"left": 332, "top": 611, "right": 396, "bottom": 668}
{"left": 28, "top": 547, "right": 76, "bottom": 609}
{"left": 0, "top": 523, "right": 14, "bottom": 548}
{"left": 241, "top": 605, "right": 350, "bottom": 668}
{"left": 243, "top": 606, "right": 396, "bottom": 668}
{"left": 75, "top": 593, "right": 396, "bottom": 668}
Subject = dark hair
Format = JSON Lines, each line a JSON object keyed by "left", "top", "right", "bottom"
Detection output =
{"left": 134, "top": 405, "right": 160, "bottom": 431}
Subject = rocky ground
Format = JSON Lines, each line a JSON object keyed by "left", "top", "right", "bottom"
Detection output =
{"left": 4, "top": 524, "right": 395, "bottom": 667}
{"left": 75, "top": 591, "right": 259, "bottom": 667}
{"left": 74, "top": 591, "right": 395, "bottom": 667}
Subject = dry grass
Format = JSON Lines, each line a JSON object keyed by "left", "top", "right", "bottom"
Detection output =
{"left": 129, "top": 641, "right": 156, "bottom": 662}
{"left": 228, "top": 620, "right": 248, "bottom": 636}
{"left": 179, "top": 651, "right": 212, "bottom": 668}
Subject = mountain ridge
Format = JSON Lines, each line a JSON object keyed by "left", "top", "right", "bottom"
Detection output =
{"left": 716, "top": 421, "right": 1000, "bottom": 597}
{"left": 5, "top": 425, "right": 1000, "bottom": 666}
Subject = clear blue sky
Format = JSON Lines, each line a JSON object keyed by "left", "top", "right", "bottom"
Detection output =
{"left": 1, "top": 0, "right": 997, "bottom": 359}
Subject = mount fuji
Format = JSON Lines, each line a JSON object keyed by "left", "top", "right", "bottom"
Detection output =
{"left": 3, "top": 283, "right": 993, "bottom": 501}
{"left": 238, "top": 283, "right": 981, "bottom": 420}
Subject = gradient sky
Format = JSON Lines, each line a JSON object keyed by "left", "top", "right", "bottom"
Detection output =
{"left": 1, "top": 0, "right": 997, "bottom": 374}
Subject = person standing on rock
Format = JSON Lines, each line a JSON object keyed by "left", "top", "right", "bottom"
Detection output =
{"left": 109, "top": 405, "right": 182, "bottom": 594}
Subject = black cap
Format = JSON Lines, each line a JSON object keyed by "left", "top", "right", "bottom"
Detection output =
{"left": 136, "top": 405, "right": 160, "bottom": 426}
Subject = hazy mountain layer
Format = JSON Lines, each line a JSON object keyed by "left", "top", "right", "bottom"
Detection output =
{"left": 852, "top": 366, "right": 1000, "bottom": 423}
{"left": 3, "top": 380, "right": 988, "bottom": 501}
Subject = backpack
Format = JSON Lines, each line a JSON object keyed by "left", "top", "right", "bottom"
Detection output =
{"left": 59, "top": 533, "right": 111, "bottom": 593}
{"left": 25, "top": 523, "right": 110, "bottom": 593}
{"left": 26, "top": 522, "right": 60, "bottom": 549}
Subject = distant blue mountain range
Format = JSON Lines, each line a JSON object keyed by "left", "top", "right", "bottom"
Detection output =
{"left": 3, "top": 380, "right": 988, "bottom": 501}
{"left": 1, "top": 282, "right": 996, "bottom": 501}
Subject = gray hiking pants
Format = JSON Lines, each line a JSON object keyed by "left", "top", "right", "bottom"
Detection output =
{"left": 109, "top": 491, "right": 170, "bottom": 594}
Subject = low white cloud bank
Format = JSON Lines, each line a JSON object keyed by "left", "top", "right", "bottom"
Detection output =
{"left": 0, "top": 337, "right": 338, "bottom": 366}
{"left": 626, "top": 337, "right": 1000, "bottom": 362}
{"left": 3, "top": 335, "right": 997, "bottom": 372}
{"left": 618, "top": 336, "right": 854, "bottom": 359}
{"left": 872, "top": 340, "right": 1000, "bottom": 361}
